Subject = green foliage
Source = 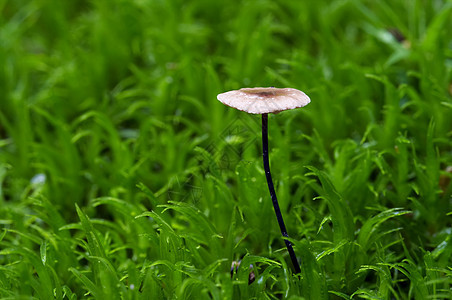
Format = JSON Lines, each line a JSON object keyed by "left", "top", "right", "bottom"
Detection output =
{"left": 1, "top": 0, "right": 452, "bottom": 298}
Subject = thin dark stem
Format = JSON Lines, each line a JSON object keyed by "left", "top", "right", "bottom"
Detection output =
{"left": 262, "top": 113, "right": 301, "bottom": 274}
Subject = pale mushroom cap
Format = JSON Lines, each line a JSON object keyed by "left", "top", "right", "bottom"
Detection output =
{"left": 217, "top": 87, "right": 310, "bottom": 114}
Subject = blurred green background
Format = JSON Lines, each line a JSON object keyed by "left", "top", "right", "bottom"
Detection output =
{"left": 1, "top": 0, "right": 452, "bottom": 298}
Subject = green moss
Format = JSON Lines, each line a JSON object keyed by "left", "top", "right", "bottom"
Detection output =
{"left": 1, "top": 0, "right": 451, "bottom": 298}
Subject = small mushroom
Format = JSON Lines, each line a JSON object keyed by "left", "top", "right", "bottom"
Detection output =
{"left": 217, "top": 87, "right": 310, "bottom": 274}
{"left": 217, "top": 87, "right": 310, "bottom": 114}
{"left": 230, "top": 260, "right": 255, "bottom": 284}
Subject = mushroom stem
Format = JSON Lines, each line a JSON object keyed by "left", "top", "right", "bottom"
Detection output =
{"left": 261, "top": 113, "right": 301, "bottom": 274}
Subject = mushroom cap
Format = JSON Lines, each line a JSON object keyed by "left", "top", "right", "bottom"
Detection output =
{"left": 217, "top": 87, "right": 310, "bottom": 114}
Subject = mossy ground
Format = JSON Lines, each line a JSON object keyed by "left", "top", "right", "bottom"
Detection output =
{"left": 1, "top": 0, "right": 452, "bottom": 299}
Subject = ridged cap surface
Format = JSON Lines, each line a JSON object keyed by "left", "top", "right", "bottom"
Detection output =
{"left": 217, "top": 87, "right": 310, "bottom": 114}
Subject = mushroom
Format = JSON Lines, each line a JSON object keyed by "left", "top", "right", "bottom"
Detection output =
{"left": 217, "top": 87, "right": 310, "bottom": 274}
